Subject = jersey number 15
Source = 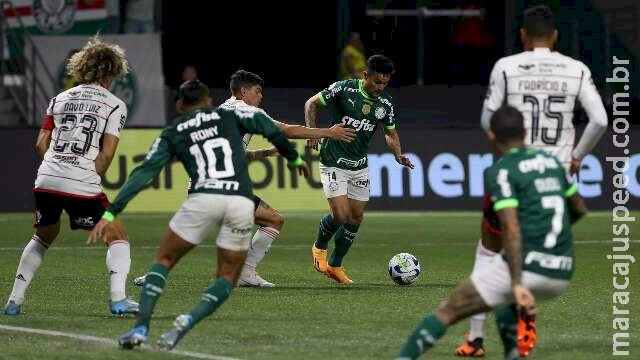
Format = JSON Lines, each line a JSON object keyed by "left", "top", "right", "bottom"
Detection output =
{"left": 523, "top": 95, "right": 566, "bottom": 145}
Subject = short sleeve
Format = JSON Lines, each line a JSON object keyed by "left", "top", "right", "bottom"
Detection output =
{"left": 42, "top": 97, "right": 56, "bottom": 130}
{"left": 485, "top": 165, "right": 519, "bottom": 211}
{"left": 318, "top": 80, "right": 347, "bottom": 106}
{"left": 104, "top": 102, "right": 128, "bottom": 138}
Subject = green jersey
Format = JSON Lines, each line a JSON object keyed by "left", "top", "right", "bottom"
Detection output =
{"left": 107, "top": 106, "right": 300, "bottom": 216}
{"left": 485, "top": 148, "right": 578, "bottom": 279}
{"left": 318, "top": 79, "right": 396, "bottom": 170}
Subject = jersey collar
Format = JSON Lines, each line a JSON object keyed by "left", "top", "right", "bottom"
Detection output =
{"left": 532, "top": 47, "right": 551, "bottom": 54}
{"left": 358, "top": 79, "right": 375, "bottom": 101}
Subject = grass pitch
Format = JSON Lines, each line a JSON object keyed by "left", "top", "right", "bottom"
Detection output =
{"left": 0, "top": 211, "right": 637, "bottom": 359}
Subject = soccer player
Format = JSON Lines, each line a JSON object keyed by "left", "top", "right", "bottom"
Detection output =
{"left": 398, "top": 105, "right": 588, "bottom": 360}
{"left": 455, "top": 5, "right": 608, "bottom": 357}
{"left": 307, "top": 55, "right": 414, "bottom": 284}
{"left": 131, "top": 69, "right": 355, "bottom": 288}
{"left": 3, "top": 37, "right": 139, "bottom": 316}
{"left": 221, "top": 70, "right": 356, "bottom": 287}
{"left": 88, "top": 79, "right": 309, "bottom": 350}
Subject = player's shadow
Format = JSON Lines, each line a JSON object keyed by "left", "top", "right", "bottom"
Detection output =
{"left": 246, "top": 283, "right": 456, "bottom": 291}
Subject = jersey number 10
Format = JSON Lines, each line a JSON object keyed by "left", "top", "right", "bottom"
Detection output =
{"left": 189, "top": 138, "right": 236, "bottom": 182}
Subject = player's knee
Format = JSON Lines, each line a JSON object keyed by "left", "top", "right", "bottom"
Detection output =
{"left": 270, "top": 211, "right": 285, "bottom": 230}
{"left": 350, "top": 213, "right": 364, "bottom": 225}
{"left": 332, "top": 213, "right": 350, "bottom": 225}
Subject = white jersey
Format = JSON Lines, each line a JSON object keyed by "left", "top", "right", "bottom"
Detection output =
{"left": 219, "top": 96, "right": 275, "bottom": 149}
{"left": 482, "top": 48, "right": 607, "bottom": 171}
{"left": 35, "top": 84, "right": 127, "bottom": 197}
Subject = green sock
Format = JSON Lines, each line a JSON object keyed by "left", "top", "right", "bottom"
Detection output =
{"left": 135, "top": 263, "right": 169, "bottom": 329}
{"left": 188, "top": 277, "right": 234, "bottom": 326}
{"left": 314, "top": 214, "right": 339, "bottom": 250}
{"left": 398, "top": 314, "right": 447, "bottom": 359}
{"left": 328, "top": 222, "right": 359, "bottom": 267}
{"left": 495, "top": 305, "right": 520, "bottom": 360}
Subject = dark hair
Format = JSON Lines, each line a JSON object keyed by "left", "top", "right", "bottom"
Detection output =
{"left": 490, "top": 106, "right": 525, "bottom": 143}
{"left": 230, "top": 70, "right": 264, "bottom": 95}
{"left": 522, "top": 5, "right": 556, "bottom": 38}
{"left": 366, "top": 54, "right": 395, "bottom": 75}
{"left": 177, "top": 79, "right": 209, "bottom": 106}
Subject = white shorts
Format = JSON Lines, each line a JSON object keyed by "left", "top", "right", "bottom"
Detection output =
{"left": 319, "top": 163, "right": 370, "bottom": 201}
{"left": 169, "top": 193, "right": 255, "bottom": 251}
{"left": 471, "top": 255, "right": 570, "bottom": 307}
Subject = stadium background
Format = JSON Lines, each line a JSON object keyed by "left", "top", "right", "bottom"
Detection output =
{"left": 0, "top": 0, "right": 638, "bottom": 212}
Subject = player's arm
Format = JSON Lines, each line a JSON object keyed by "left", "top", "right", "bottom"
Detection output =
{"left": 487, "top": 167, "right": 535, "bottom": 313}
{"left": 272, "top": 120, "right": 355, "bottom": 142}
{"left": 36, "top": 104, "right": 56, "bottom": 158}
{"left": 35, "top": 129, "right": 52, "bottom": 158}
{"left": 239, "top": 112, "right": 309, "bottom": 177}
{"left": 88, "top": 134, "right": 173, "bottom": 244}
{"left": 571, "top": 67, "right": 608, "bottom": 174}
{"left": 245, "top": 147, "right": 279, "bottom": 161}
{"left": 381, "top": 101, "right": 413, "bottom": 169}
{"left": 96, "top": 104, "right": 128, "bottom": 176}
{"left": 480, "top": 60, "right": 506, "bottom": 132}
{"left": 304, "top": 93, "right": 324, "bottom": 150}
{"left": 383, "top": 128, "right": 414, "bottom": 169}
{"left": 95, "top": 134, "right": 119, "bottom": 177}
{"left": 562, "top": 171, "right": 588, "bottom": 224}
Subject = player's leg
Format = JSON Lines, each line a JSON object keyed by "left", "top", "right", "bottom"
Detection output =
{"left": 4, "top": 192, "right": 62, "bottom": 315}
{"left": 398, "top": 278, "right": 493, "bottom": 359}
{"left": 238, "top": 196, "right": 282, "bottom": 287}
{"left": 157, "top": 195, "right": 253, "bottom": 351}
{"left": 312, "top": 165, "right": 349, "bottom": 274}
{"left": 119, "top": 227, "right": 195, "bottom": 349}
{"left": 455, "top": 194, "right": 503, "bottom": 357}
{"left": 66, "top": 193, "right": 138, "bottom": 315}
{"left": 326, "top": 197, "right": 366, "bottom": 284}
{"left": 326, "top": 167, "right": 369, "bottom": 284}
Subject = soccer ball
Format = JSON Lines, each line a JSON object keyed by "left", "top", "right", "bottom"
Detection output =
{"left": 388, "top": 253, "right": 421, "bottom": 285}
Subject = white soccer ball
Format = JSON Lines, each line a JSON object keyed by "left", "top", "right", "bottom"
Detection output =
{"left": 388, "top": 253, "right": 421, "bottom": 285}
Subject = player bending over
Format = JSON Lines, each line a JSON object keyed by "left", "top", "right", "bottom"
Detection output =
{"left": 88, "top": 80, "right": 309, "bottom": 350}
{"left": 132, "top": 69, "right": 355, "bottom": 288}
{"left": 398, "top": 105, "right": 587, "bottom": 359}
{"left": 455, "top": 5, "right": 607, "bottom": 357}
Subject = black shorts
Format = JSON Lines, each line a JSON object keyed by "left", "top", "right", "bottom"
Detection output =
{"left": 253, "top": 195, "right": 262, "bottom": 212}
{"left": 34, "top": 190, "right": 110, "bottom": 230}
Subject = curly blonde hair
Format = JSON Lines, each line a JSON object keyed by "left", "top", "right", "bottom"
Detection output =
{"left": 67, "top": 36, "right": 128, "bottom": 86}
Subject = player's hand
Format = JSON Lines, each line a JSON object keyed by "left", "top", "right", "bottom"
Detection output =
{"left": 288, "top": 160, "right": 311, "bottom": 178}
{"left": 328, "top": 124, "right": 356, "bottom": 142}
{"left": 569, "top": 157, "right": 581, "bottom": 175}
{"left": 87, "top": 219, "right": 111, "bottom": 245}
{"left": 513, "top": 284, "right": 536, "bottom": 317}
{"left": 307, "top": 139, "right": 321, "bottom": 151}
{"left": 395, "top": 154, "right": 415, "bottom": 169}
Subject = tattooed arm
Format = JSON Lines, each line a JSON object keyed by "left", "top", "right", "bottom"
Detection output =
{"left": 497, "top": 207, "right": 522, "bottom": 284}
{"left": 497, "top": 207, "right": 536, "bottom": 314}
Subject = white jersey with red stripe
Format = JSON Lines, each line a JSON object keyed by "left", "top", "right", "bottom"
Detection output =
{"left": 219, "top": 96, "right": 275, "bottom": 149}
{"left": 482, "top": 48, "right": 607, "bottom": 172}
{"left": 35, "top": 84, "right": 127, "bottom": 197}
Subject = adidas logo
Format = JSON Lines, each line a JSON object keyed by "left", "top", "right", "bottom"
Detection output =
{"left": 16, "top": 274, "right": 26, "bottom": 281}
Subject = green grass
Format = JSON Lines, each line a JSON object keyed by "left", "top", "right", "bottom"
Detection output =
{"left": 0, "top": 211, "right": 637, "bottom": 359}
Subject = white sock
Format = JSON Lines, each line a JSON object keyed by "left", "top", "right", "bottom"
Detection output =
{"left": 9, "top": 236, "right": 48, "bottom": 305}
{"left": 469, "top": 240, "right": 497, "bottom": 341}
{"left": 244, "top": 227, "right": 279, "bottom": 270}
{"left": 106, "top": 240, "right": 131, "bottom": 302}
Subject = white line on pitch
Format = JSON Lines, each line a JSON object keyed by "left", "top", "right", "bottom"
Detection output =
{"left": 0, "top": 324, "right": 239, "bottom": 360}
